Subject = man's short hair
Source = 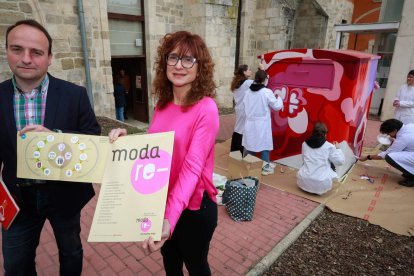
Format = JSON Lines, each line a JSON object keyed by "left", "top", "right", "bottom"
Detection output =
{"left": 6, "top": 19, "right": 52, "bottom": 54}
{"left": 380, "top": 119, "right": 403, "bottom": 134}
{"left": 408, "top": 70, "right": 414, "bottom": 76}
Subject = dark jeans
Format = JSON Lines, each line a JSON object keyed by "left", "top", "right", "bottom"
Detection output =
{"left": 385, "top": 154, "right": 414, "bottom": 178}
{"left": 2, "top": 186, "right": 83, "bottom": 276}
{"left": 161, "top": 192, "right": 217, "bottom": 276}
{"left": 230, "top": 132, "right": 244, "bottom": 154}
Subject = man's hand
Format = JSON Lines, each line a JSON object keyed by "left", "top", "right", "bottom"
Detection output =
{"left": 142, "top": 219, "right": 170, "bottom": 255}
{"left": 358, "top": 155, "right": 368, "bottom": 162}
{"left": 19, "top": 125, "right": 52, "bottom": 136}
{"left": 0, "top": 213, "right": 4, "bottom": 222}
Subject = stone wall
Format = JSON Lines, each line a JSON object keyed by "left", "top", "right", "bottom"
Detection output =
{"left": 204, "top": 0, "right": 238, "bottom": 108}
{"left": 145, "top": 0, "right": 239, "bottom": 110}
{"left": 292, "top": 0, "right": 353, "bottom": 49}
{"left": 292, "top": 0, "right": 328, "bottom": 48}
{"left": 0, "top": 1, "right": 31, "bottom": 81}
{"left": 238, "top": 0, "right": 258, "bottom": 68}
{"left": 253, "top": 0, "right": 298, "bottom": 57}
{"left": 317, "top": 0, "right": 353, "bottom": 49}
{"left": 144, "top": 0, "right": 187, "bottom": 115}
{"left": 0, "top": 0, "right": 114, "bottom": 117}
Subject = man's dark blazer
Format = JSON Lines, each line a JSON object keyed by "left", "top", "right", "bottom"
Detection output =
{"left": 0, "top": 74, "right": 101, "bottom": 217}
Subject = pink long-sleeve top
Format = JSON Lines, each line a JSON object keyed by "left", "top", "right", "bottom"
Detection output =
{"left": 148, "top": 96, "right": 219, "bottom": 235}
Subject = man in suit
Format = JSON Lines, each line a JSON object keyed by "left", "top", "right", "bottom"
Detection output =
{"left": 0, "top": 19, "right": 101, "bottom": 275}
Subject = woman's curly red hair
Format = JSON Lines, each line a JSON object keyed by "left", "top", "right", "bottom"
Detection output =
{"left": 152, "top": 31, "right": 216, "bottom": 109}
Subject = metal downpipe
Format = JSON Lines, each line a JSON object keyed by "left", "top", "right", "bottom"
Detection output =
{"left": 77, "top": 0, "right": 94, "bottom": 106}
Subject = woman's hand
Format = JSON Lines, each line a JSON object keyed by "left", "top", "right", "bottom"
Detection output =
{"left": 258, "top": 62, "right": 265, "bottom": 70}
{"left": 393, "top": 100, "right": 400, "bottom": 107}
{"left": 108, "top": 128, "right": 127, "bottom": 143}
{"left": 142, "top": 219, "right": 170, "bottom": 255}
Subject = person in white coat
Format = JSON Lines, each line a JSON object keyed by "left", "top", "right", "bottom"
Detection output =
{"left": 359, "top": 119, "right": 414, "bottom": 187}
{"left": 297, "top": 122, "right": 345, "bottom": 195}
{"left": 393, "top": 70, "right": 414, "bottom": 124}
{"left": 242, "top": 69, "right": 283, "bottom": 175}
{"left": 230, "top": 64, "right": 253, "bottom": 154}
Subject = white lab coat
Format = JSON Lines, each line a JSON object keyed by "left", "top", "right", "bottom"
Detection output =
{"left": 297, "top": 141, "right": 345, "bottom": 195}
{"left": 394, "top": 84, "right": 414, "bottom": 124}
{"left": 233, "top": 79, "right": 254, "bottom": 134}
{"left": 378, "top": 124, "right": 414, "bottom": 174}
{"left": 242, "top": 86, "right": 283, "bottom": 152}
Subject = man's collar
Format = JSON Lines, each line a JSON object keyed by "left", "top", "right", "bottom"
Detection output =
{"left": 12, "top": 75, "right": 49, "bottom": 95}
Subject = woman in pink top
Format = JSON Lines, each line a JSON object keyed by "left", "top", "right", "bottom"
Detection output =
{"left": 109, "top": 31, "right": 219, "bottom": 275}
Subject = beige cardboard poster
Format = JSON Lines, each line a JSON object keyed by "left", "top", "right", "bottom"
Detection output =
{"left": 17, "top": 132, "right": 110, "bottom": 183}
{"left": 88, "top": 131, "right": 174, "bottom": 242}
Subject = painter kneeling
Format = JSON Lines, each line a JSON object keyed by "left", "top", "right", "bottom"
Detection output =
{"left": 297, "top": 122, "right": 345, "bottom": 195}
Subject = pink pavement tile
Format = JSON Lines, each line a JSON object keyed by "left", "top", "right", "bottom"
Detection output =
{"left": 122, "top": 255, "right": 145, "bottom": 273}
{"left": 140, "top": 255, "right": 163, "bottom": 273}
{"left": 35, "top": 252, "right": 55, "bottom": 268}
{"left": 93, "top": 243, "right": 113, "bottom": 259}
{"left": 222, "top": 246, "right": 243, "bottom": 260}
{"left": 104, "top": 255, "right": 127, "bottom": 273}
{"left": 118, "top": 268, "right": 135, "bottom": 276}
{"left": 138, "top": 268, "right": 159, "bottom": 276}
{"left": 209, "top": 247, "right": 230, "bottom": 263}
{"left": 97, "top": 266, "right": 116, "bottom": 275}
{"left": 109, "top": 243, "right": 130, "bottom": 260}
{"left": 125, "top": 244, "right": 146, "bottom": 259}
{"left": 86, "top": 252, "right": 109, "bottom": 271}
{"left": 79, "top": 266, "right": 99, "bottom": 276}
{"left": 38, "top": 265, "right": 59, "bottom": 276}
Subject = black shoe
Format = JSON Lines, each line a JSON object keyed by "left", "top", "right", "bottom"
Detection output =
{"left": 124, "top": 116, "right": 129, "bottom": 120}
{"left": 398, "top": 179, "right": 414, "bottom": 187}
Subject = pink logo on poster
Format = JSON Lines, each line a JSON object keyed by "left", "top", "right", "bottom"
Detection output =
{"left": 130, "top": 149, "right": 171, "bottom": 194}
{"left": 141, "top": 219, "right": 152, "bottom": 232}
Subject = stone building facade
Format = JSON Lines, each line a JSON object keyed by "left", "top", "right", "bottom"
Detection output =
{"left": 0, "top": 0, "right": 114, "bottom": 116}
{"left": 0, "top": 0, "right": 353, "bottom": 122}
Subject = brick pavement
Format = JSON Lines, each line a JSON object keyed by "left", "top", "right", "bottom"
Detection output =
{"left": 0, "top": 183, "right": 318, "bottom": 275}
{"left": 0, "top": 114, "right": 380, "bottom": 275}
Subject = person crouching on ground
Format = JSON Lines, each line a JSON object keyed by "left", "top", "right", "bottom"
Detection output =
{"left": 241, "top": 69, "right": 283, "bottom": 176}
{"left": 297, "top": 122, "right": 345, "bottom": 195}
{"left": 359, "top": 119, "right": 414, "bottom": 187}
